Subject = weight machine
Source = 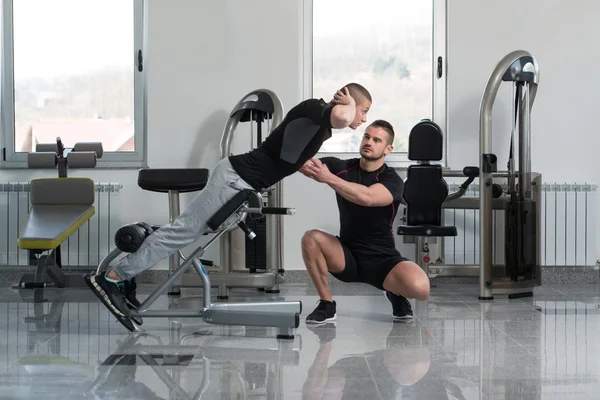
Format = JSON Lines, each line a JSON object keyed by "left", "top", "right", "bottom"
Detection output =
{"left": 148, "top": 89, "right": 287, "bottom": 299}
{"left": 399, "top": 50, "right": 541, "bottom": 300}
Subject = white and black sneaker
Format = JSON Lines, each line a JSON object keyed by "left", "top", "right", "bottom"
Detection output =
{"left": 306, "top": 300, "right": 337, "bottom": 324}
{"left": 84, "top": 272, "right": 135, "bottom": 331}
{"left": 385, "top": 291, "right": 414, "bottom": 321}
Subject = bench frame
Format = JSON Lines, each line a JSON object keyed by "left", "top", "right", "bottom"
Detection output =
{"left": 14, "top": 246, "right": 90, "bottom": 301}
{"left": 15, "top": 177, "right": 97, "bottom": 302}
{"left": 14, "top": 138, "right": 103, "bottom": 301}
{"left": 97, "top": 190, "right": 301, "bottom": 339}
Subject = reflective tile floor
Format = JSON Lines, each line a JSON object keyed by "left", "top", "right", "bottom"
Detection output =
{"left": 0, "top": 282, "right": 600, "bottom": 399}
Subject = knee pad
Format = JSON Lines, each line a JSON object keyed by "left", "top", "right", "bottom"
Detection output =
{"left": 114, "top": 222, "right": 154, "bottom": 253}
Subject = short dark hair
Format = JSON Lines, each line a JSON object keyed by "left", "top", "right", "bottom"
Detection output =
{"left": 368, "top": 119, "right": 395, "bottom": 145}
{"left": 340, "top": 82, "right": 372, "bottom": 104}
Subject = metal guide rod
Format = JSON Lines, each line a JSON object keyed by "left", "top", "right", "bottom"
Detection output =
{"left": 520, "top": 82, "right": 533, "bottom": 199}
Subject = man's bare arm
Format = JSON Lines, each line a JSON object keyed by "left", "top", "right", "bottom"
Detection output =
{"left": 325, "top": 174, "right": 394, "bottom": 207}
{"left": 329, "top": 87, "right": 356, "bottom": 129}
{"left": 303, "top": 159, "right": 394, "bottom": 207}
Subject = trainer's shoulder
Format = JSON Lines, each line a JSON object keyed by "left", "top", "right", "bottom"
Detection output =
{"left": 379, "top": 163, "right": 403, "bottom": 181}
{"left": 347, "top": 158, "right": 361, "bottom": 168}
{"left": 319, "top": 156, "right": 355, "bottom": 175}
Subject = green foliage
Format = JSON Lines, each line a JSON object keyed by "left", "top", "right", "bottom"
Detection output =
{"left": 373, "top": 56, "right": 410, "bottom": 79}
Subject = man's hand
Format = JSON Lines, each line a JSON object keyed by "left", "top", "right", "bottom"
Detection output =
{"left": 330, "top": 87, "right": 357, "bottom": 129}
{"left": 301, "top": 158, "right": 334, "bottom": 184}
{"left": 299, "top": 160, "right": 314, "bottom": 178}
{"left": 332, "top": 87, "right": 355, "bottom": 107}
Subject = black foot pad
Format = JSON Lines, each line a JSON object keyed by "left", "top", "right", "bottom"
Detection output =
{"left": 168, "top": 291, "right": 181, "bottom": 297}
{"left": 478, "top": 296, "right": 494, "bottom": 301}
{"left": 509, "top": 292, "right": 533, "bottom": 299}
{"left": 277, "top": 334, "right": 294, "bottom": 340}
{"left": 217, "top": 295, "right": 229, "bottom": 300}
{"left": 265, "top": 289, "right": 280, "bottom": 294}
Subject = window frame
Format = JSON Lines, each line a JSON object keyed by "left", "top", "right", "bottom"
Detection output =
{"left": 301, "top": 0, "right": 448, "bottom": 168}
{"left": 0, "top": 0, "right": 148, "bottom": 169}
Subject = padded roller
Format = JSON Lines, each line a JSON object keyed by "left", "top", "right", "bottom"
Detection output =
{"left": 114, "top": 222, "right": 154, "bottom": 253}
{"left": 73, "top": 142, "right": 103, "bottom": 158}
{"left": 36, "top": 143, "right": 59, "bottom": 153}
{"left": 27, "top": 152, "right": 57, "bottom": 168}
{"left": 67, "top": 151, "right": 97, "bottom": 168}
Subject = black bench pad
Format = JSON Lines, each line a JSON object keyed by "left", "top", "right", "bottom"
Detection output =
{"left": 138, "top": 168, "right": 209, "bottom": 193}
{"left": 207, "top": 190, "right": 262, "bottom": 231}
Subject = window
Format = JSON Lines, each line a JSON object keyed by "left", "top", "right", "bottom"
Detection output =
{"left": 304, "top": 0, "right": 446, "bottom": 163}
{"left": 1, "top": 0, "right": 146, "bottom": 168}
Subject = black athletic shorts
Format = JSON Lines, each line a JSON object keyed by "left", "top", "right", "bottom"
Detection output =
{"left": 330, "top": 237, "right": 410, "bottom": 291}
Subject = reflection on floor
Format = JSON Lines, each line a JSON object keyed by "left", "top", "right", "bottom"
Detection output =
{"left": 0, "top": 282, "right": 599, "bottom": 399}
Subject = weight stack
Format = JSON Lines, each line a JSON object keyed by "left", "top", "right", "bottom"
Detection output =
{"left": 505, "top": 197, "right": 537, "bottom": 281}
{"left": 245, "top": 217, "right": 267, "bottom": 272}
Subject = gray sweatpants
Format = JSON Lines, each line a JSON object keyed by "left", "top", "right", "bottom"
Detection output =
{"left": 112, "top": 158, "right": 254, "bottom": 280}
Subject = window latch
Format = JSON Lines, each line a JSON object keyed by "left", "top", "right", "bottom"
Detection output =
{"left": 137, "top": 50, "right": 143, "bottom": 72}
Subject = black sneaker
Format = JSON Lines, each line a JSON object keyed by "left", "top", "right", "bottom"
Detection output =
{"left": 124, "top": 278, "right": 141, "bottom": 309}
{"left": 306, "top": 300, "right": 336, "bottom": 324}
{"left": 385, "top": 291, "right": 413, "bottom": 321}
{"left": 84, "top": 272, "right": 135, "bottom": 331}
{"left": 124, "top": 278, "right": 143, "bottom": 326}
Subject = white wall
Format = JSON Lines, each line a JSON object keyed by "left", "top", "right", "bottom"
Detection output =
{"left": 445, "top": 0, "right": 600, "bottom": 266}
{"left": 446, "top": 0, "right": 600, "bottom": 182}
{"left": 1, "top": 0, "right": 304, "bottom": 270}
{"left": 3, "top": 0, "right": 600, "bottom": 271}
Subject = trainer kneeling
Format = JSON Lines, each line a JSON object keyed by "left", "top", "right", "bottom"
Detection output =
{"left": 299, "top": 120, "right": 430, "bottom": 324}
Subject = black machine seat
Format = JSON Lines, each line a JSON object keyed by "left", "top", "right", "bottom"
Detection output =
{"left": 138, "top": 168, "right": 209, "bottom": 193}
{"left": 398, "top": 119, "right": 457, "bottom": 238}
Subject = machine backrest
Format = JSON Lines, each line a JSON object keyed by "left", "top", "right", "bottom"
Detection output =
{"left": 30, "top": 178, "right": 95, "bottom": 206}
{"left": 403, "top": 120, "right": 448, "bottom": 226}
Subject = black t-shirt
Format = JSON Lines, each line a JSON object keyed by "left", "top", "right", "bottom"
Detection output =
{"left": 320, "top": 157, "right": 404, "bottom": 260}
{"left": 229, "top": 98, "right": 333, "bottom": 191}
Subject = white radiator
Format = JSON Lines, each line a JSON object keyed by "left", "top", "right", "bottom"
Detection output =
{"left": 441, "top": 182, "right": 597, "bottom": 267}
{"left": 0, "top": 182, "right": 122, "bottom": 267}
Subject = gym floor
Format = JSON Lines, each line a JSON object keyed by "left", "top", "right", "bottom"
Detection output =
{"left": 0, "top": 281, "right": 599, "bottom": 399}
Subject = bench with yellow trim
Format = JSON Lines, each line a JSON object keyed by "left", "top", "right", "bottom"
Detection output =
{"left": 14, "top": 138, "right": 103, "bottom": 300}
{"left": 15, "top": 178, "right": 96, "bottom": 292}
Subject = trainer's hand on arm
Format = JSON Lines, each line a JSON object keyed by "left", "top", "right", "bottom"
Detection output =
{"left": 299, "top": 160, "right": 317, "bottom": 180}
{"left": 303, "top": 158, "right": 334, "bottom": 183}
{"left": 329, "top": 87, "right": 356, "bottom": 129}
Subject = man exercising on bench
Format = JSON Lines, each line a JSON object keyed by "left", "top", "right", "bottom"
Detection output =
{"left": 84, "top": 83, "right": 373, "bottom": 330}
{"left": 299, "top": 120, "right": 430, "bottom": 324}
